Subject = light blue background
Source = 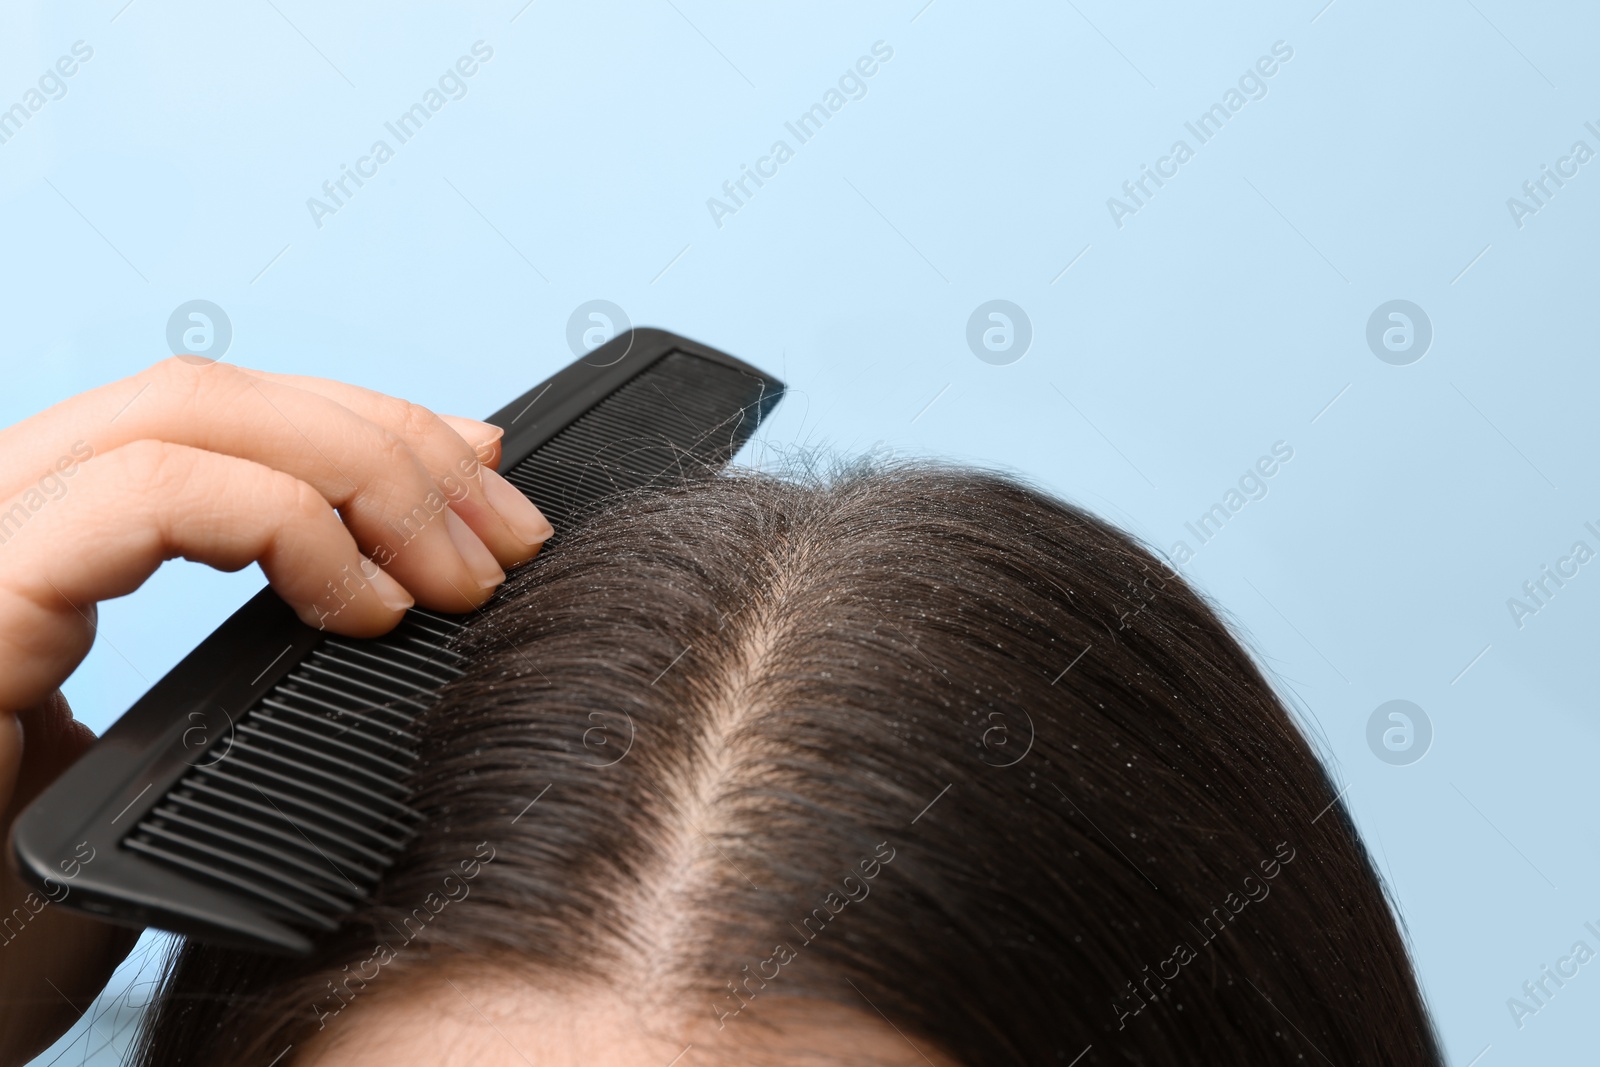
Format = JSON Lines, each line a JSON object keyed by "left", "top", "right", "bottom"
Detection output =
{"left": 3, "top": 1, "right": 1597, "bottom": 1063}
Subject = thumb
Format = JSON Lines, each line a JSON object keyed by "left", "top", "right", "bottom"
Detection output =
{"left": 0, "top": 709, "right": 18, "bottom": 831}
{"left": 0, "top": 690, "right": 137, "bottom": 1067}
{"left": 4, "top": 689, "right": 98, "bottom": 819}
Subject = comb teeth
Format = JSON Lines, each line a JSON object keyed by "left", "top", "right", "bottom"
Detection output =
{"left": 125, "top": 609, "right": 465, "bottom": 927}
{"left": 502, "top": 350, "right": 761, "bottom": 525}
{"left": 12, "top": 336, "right": 782, "bottom": 954}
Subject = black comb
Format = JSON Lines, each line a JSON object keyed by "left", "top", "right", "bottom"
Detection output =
{"left": 8, "top": 329, "right": 783, "bottom": 955}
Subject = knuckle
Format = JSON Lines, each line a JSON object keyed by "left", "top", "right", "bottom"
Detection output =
{"left": 140, "top": 355, "right": 189, "bottom": 381}
{"left": 202, "top": 358, "right": 252, "bottom": 397}
{"left": 138, "top": 357, "right": 196, "bottom": 401}
{"left": 373, "top": 425, "right": 415, "bottom": 470}
{"left": 365, "top": 428, "right": 440, "bottom": 509}
{"left": 113, "top": 439, "right": 192, "bottom": 496}
{"left": 404, "top": 402, "right": 484, "bottom": 490}
{"left": 283, "top": 474, "right": 330, "bottom": 525}
{"left": 142, "top": 355, "right": 244, "bottom": 409}
{"left": 396, "top": 399, "right": 446, "bottom": 443}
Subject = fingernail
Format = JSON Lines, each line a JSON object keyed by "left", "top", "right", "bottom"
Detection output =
{"left": 445, "top": 508, "right": 507, "bottom": 589}
{"left": 360, "top": 556, "right": 415, "bottom": 612}
{"left": 482, "top": 468, "right": 554, "bottom": 547}
{"left": 459, "top": 418, "right": 504, "bottom": 455}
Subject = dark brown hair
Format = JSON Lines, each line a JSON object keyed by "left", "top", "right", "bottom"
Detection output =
{"left": 135, "top": 459, "right": 1443, "bottom": 1065}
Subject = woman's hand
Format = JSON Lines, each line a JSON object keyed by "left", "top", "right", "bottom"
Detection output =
{"left": 0, "top": 358, "right": 552, "bottom": 1064}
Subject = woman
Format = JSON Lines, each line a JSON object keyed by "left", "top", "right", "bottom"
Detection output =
{"left": 0, "top": 359, "right": 1443, "bottom": 1065}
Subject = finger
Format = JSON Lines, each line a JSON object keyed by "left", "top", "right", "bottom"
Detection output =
{"left": 0, "top": 691, "right": 140, "bottom": 1065}
{"left": 0, "top": 709, "right": 18, "bottom": 830}
{"left": 0, "top": 359, "right": 508, "bottom": 607}
{"left": 214, "top": 368, "right": 507, "bottom": 469}
{"left": 6, "top": 690, "right": 96, "bottom": 811}
{"left": 437, "top": 414, "right": 504, "bottom": 468}
{"left": 0, "top": 690, "right": 79, "bottom": 832}
{"left": 230, "top": 368, "right": 549, "bottom": 565}
{"left": 0, "top": 440, "right": 417, "bottom": 713}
